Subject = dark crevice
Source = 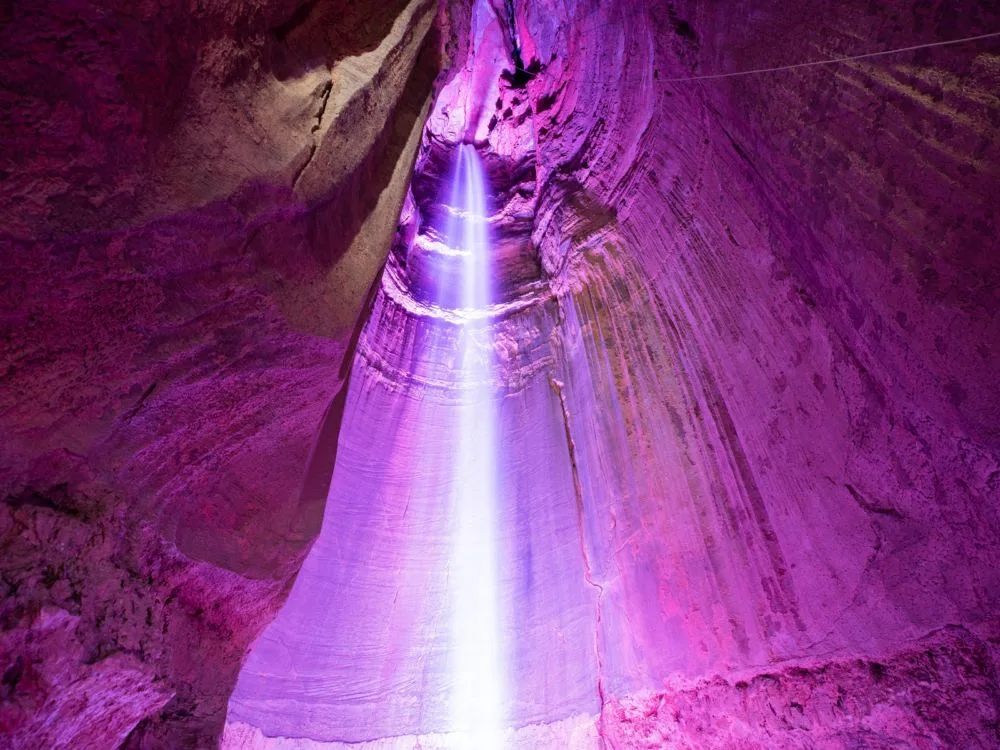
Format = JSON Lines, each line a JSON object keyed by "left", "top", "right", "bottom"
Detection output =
{"left": 291, "top": 143, "right": 318, "bottom": 189}
{"left": 311, "top": 80, "right": 333, "bottom": 133}
{"left": 2, "top": 657, "right": 24, "bottom": 698}
{"left": 665, "top": 2, "right": 699, "bottom": 45}
{"left": 845, "top": 483, "right": 904, "bottom": 519}
{"left": 498, "top": 0, "right": 525, "bottom": 71}
{"left": 490, "top": 0, "right": 539, "bottom": 87}
{"left": 123, "top": 382, "right": 158, "bottom": 422}
{"left": 272, "top": 0, "right": 321, "bottom": 42}
{"left": 5, "top": 485, "right": 86, "bottom": 519}
{"left": 548, "top": 373, "right": 607, "bottom": 718}
{"left": 503, "top": 57, "right": 541, "bottom": 88}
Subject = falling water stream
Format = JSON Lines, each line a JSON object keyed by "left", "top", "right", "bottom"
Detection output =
{"left": 442, "top": 143, "right": 505, "bottom": 747}
{"left": 226, "top": 143, "right": 522, "bottom": 748}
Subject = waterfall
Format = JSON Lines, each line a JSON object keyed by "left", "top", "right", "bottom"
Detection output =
{"left": 442, "top": 143, "right": 505, "bottom": 748}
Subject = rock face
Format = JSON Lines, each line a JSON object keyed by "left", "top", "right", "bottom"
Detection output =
{"left": 0, "top": 0, "right": 440, "bottom": 746}
{"left": 3, "top": 0, "right": 1000, "bottom": 748}
{"left": 227, "top": 0, "right": 1000, "bottom": 747}
{"left": 601, "top": 625, "right": 1000, "bottom": 749}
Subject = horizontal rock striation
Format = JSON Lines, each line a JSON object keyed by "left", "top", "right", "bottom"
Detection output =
{"left": 524, "top": 0, "right": 1000, "bottom": 682}
{"left": 0, "top": 0, "right": 441, "bottom": 745}
{"left": 226, "top": 624, "right": 1000, "bottom": 748}
{"left": 230, "top": 0, "right": 1000, "bottom": 746}
{"left": 3, "top": 0, "right": 999, "bottom": 747}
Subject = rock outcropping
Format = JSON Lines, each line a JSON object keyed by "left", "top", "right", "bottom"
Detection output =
{"left": 227, "top": 0, "right": 1000, "bottom": 747}
{"left": 3, "top": 0, "right": 999, "bottom": 747}
{"left": 1, "top": 0, "right": 440, "bottom": 745}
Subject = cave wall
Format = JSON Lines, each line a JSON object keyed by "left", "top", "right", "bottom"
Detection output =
{"left": 0, "top": 0, "right": 441, "bottom": 745}
{"left": 2, "top": 0, "right": 999, "bottom": 747}
{"left": 226, "top": 0, "right": 1000, "bottom": 747}
{"left": 516, "top": 0, "right": 1000, "bottom": 742}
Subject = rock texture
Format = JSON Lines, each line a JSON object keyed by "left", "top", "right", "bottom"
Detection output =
{"left": 519, "top": 0, "right": 1000, "bottom": 691}
{"left": 0, "top": 0, "right": 441, "bottom": 746}
{"left": 225, "top": 626, "right": 1000, "bottom": 749}
{"left": 601, "top": 625, "right": 1000, "bottom": 749}
{"left": 228, "top": 0, "right": 1000, "bottom": 746}
{"left": 3, "top": 0, "right": 999, "bottom": 747}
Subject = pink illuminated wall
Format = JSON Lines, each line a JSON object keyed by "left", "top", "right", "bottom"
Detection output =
{"left": 6, "top": 0, "right": 994, "bottom": 746}
{"left": 225, "top": 0, "right": 1000, "bottom": 746}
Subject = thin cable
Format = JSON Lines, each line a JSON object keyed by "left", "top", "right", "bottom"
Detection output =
{"left": 661, "top": 30, "right": 1000, "bottom": 82}
{"left": 510, "top": 30, "right": 1000, "bottom": 84}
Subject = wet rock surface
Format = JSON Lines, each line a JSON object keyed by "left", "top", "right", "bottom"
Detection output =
{"left": 602, "top": 625, "right": 1000, "bottom": 749}
{"left": 0, "top": 0, "right": 440, "bottom": 745}
{"left": 230, "top": 0, "right": 1000, "bottom": 745}
{"left": 2, "top": 0, "right": 999, "bottom": 747}
{"left": 226, "top": 624, "right": 1000, "bottom": 749}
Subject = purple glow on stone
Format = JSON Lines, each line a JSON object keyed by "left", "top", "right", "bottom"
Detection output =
{"left": 224, "top": 143, "right": 519, "bottom": 747}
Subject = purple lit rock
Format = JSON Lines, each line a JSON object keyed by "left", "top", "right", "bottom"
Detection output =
{"left": 2, "top": 0, "right": 1000, "bottom": 747}
{"left": 229, "top": 0, "right": 1000, "bottom": 746}
{"left": 0, "top": 0, "right": 438, "bottom": 745}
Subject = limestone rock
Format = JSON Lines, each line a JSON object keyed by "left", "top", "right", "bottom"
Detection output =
{"left": 2, "top": 0, "right": 999, "bottom": 747}
{"left": 229, "top": 0, "right": 1000, "bottom": 745}
{"left": 0, "top": 0, "right": 440, "bottom": 745}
